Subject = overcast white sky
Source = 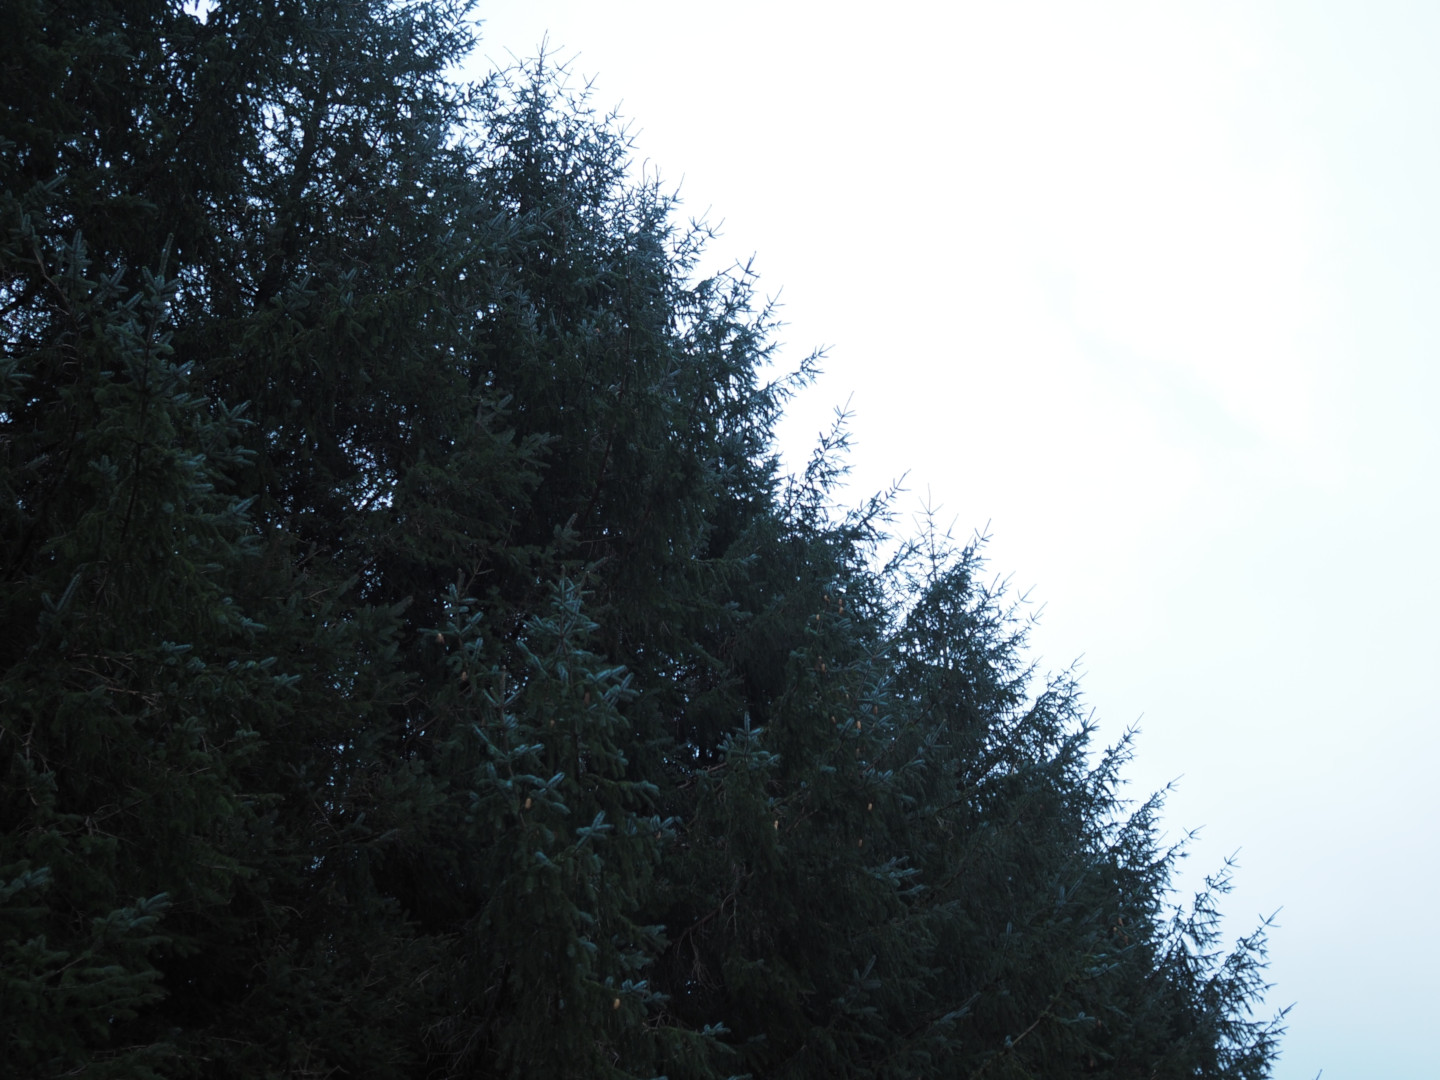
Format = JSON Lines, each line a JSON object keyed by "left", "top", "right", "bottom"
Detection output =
{"left": 471, "top": 4, "right": 1440, "bottom": 1076}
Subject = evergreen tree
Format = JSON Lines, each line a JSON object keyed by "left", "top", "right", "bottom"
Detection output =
{"left": 2, "top": 2, "right": 1285, "bottom": 1077}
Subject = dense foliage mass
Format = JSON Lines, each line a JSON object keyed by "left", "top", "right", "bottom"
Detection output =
{"left": 0, "top": 2, "right": 1285, "bottom": 1077}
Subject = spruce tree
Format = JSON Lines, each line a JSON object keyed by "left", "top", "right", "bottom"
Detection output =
{"left": 2, "top": 2, "right": 1285, "bottom": 1077}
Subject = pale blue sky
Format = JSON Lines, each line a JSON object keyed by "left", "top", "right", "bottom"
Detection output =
{"left": 472, "top": 4, "right": 1440, "bottom": 1076}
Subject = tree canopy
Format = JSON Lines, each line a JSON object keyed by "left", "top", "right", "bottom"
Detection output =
{"left": 1, "top": 2, "right": 1284, "bottom": 1077}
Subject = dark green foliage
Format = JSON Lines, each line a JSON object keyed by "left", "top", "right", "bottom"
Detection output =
{"left": 1, "top": 2, "right": 1284, "bottom": 1077}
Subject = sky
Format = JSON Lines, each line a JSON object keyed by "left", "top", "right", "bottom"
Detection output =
{"left": 469, "top": 4, "right": 1440, "bottom": 1076}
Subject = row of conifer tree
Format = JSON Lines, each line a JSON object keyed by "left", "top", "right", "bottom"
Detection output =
{"left": 1, "top": 2, "right": 1283, "bottom": 1076}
